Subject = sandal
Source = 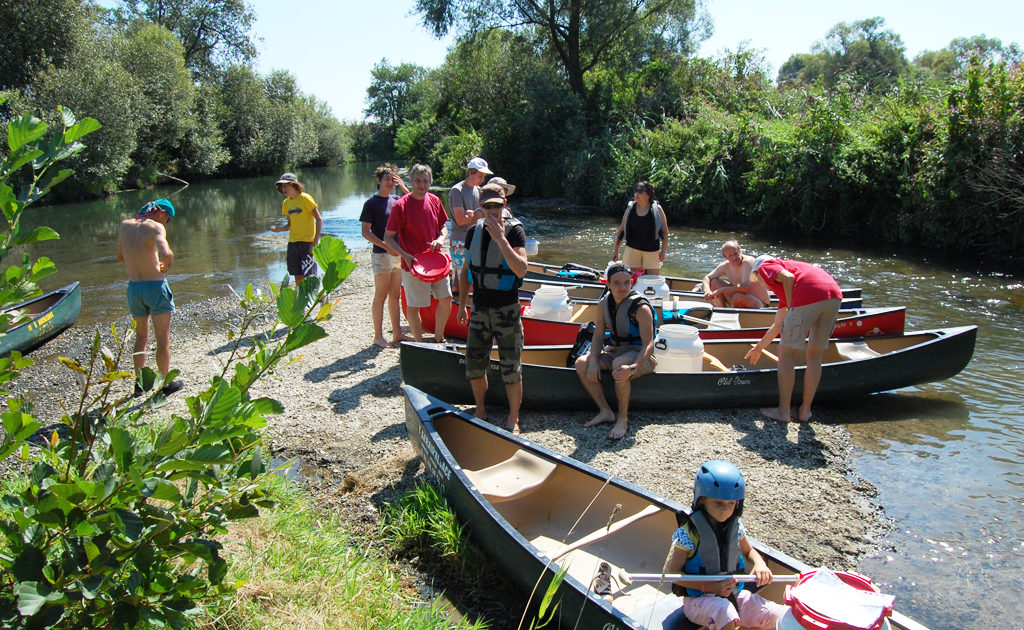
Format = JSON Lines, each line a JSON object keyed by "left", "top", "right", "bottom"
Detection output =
{"left": 593, "top": 561, "right": 613, "bottom": 596}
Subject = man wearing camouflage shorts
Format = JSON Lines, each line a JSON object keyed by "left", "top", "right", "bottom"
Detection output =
{"left": 456, "top": 181, "right": 528, "bottom": 434}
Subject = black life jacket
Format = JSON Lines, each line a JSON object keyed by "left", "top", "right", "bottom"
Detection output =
{"left": 601, "top": 291, "right": 651, "bottom": 347}
{"left": 623, "top": 200, "right": 664, "bottom": 246}
{"left": 467, "top": 217, "right": 524, "bottom": 292}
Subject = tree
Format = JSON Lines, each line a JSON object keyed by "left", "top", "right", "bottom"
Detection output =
{"left": 0, "top": 0, "right": 92, "bottom": 90}
{"left": 113, "top": 0, "right": 257, "bottom": 75}
{"left": 364, "top": 60, "right": 428, "bottom": 138}
{"left": 777, "top": 17, "right": 908, "bottom": 90}
{"left": 414, "top": 0, "right": 708, "bottom": 97}
{"left": 117, "top": 22, "right": 196, "bottom": 183}
{"left": 916, "top": 35, "right": 1023, "bottom": 78}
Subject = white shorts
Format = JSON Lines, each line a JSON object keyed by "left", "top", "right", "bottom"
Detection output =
{"left": 402, "top": 269, "right": 453, "bottom": 308}
{"left": 371, "top": 251, "right": 401, "bottom": 276}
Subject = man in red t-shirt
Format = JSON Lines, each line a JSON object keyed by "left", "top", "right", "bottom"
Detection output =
{"left": 384, "top": 164, "right": 452, "bottom": 342}
{"left": 744, "top": 256, "right": 843, "bottom": 423}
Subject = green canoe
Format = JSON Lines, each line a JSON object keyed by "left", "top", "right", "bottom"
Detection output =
{"left": 0, "top": 282, "right": 82, "bottom": 357}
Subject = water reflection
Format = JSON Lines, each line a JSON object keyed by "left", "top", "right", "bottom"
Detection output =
{"left": 21, "top": 165, "right": 380, "bottom": 327}
{"left": 16, "top": 166, "right": 1024, "bottom": 628}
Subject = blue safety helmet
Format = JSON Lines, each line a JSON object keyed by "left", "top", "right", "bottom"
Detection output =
{"left": 692, "top": 460, "right": 745, "bottom": 510}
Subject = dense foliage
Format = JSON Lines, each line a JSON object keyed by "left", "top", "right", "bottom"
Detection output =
{"left": 0, "top": 103, "right": 358, "bottom": 628}
{"left": 362, "top": 13, "right": 1023, "bottom": 268}
{"left": 0, "top": 0, "right": 349, "bottom": 199}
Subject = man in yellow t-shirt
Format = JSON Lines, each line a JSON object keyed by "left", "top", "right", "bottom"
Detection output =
{"left": 270, "top": 172, "right": 323, "bottom": 284}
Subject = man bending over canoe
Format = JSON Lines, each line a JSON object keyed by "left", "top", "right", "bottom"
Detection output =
{"left": 701, "top": 240, "right": 770, "bottom": 308}
{"left": 574, "top": 262, "right": 657, "bottom": 439}
{"left": 117, "top": 199, "right": 183, "bottom": 397}
{"left": 744, "top": 256, "right": 842, "bottom": 423}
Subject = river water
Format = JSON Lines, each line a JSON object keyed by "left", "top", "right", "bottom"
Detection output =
{"left": 21, "top": 164, "right": 1023, "bottom": 628}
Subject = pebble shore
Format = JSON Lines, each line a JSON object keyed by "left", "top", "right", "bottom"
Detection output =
{"left": 7, "top": 249, "right": 886, "bottom": 580}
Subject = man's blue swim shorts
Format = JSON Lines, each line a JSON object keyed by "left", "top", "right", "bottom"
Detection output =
{"left": 127, "top": 280, "right": 175, "bottom": 317}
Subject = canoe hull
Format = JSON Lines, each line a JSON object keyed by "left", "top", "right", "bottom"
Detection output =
{"left": 408, "top": 290, "right": 904, "bottom": 344}
{"left": 0, "top": 282, "right": 82, "bottom": 357}
{"left": 399, "top": 326, "right": 977, "bottom": 410}
{"left": 402, "top": 385, "right": 927, "bottom": 630}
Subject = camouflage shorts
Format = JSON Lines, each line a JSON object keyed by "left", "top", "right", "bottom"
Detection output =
{"left": 465, "top": 302, "right": 524, "bottom": 384}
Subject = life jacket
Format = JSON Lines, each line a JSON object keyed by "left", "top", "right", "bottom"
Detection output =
{"left": 467, "top": 217, "right": 524, "bottom": 292}
{"left": 680, "top": 510, "right": 745, "bottom": 598}
{"left": 623, "top": 200, "right": 664, "bottom": 246}
{"left": 601, "top": 291, "right": 651, "bottom": 347}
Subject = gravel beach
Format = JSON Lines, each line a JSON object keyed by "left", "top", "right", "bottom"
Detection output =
{"left": 6, "top": 248, "right": 887, "bottom": 618}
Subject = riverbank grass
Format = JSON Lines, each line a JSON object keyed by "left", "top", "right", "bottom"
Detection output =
{"left": 202, "top": 475, "right": 488, "bottom": 629}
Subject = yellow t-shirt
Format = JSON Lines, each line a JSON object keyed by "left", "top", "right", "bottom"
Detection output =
{"left": 282, "top": 193, "right": 319, "bottom": 242}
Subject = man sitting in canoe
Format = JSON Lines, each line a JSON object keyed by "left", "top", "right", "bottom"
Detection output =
{"left": 117, "top": 198, "right": 184, "bottom": 397}
{"left": 573, "top": 262, "right": 656, "bottom": 439}
{"left": 701, "top": 240, "right": 771, "bottom": 308}
{"left": 456, "top": 182, "right": 528, "bottom": 434}
{"left": 745, "top": 255, "right": 843, "bottom": 423}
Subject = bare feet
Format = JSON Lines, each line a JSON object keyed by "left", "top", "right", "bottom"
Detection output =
{"left": 797, "top": 410, "right": 813, "bottom": 423}
{"left": 373, "top": 338, "right": 389, "bottom": 348}
{"left": 760, "top": 407, "right": 791, "bottom": 423}
{"left": 608, "top": 419, "right": 628, "bottom": 440}
{"left": 583, "top": 410, "right": 615, "bottom": 428}
{"left": 472, "top": 406, "right": 487, "bottom": 421}
{"left": 391, "top": 334, "right": 413, "bottom": 346}
{"left": 506, "top": 419, "right": 521, "bottom": 435}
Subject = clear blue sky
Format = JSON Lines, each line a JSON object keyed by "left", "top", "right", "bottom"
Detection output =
{"left": 248, "top": 0, "right": 1022, "bottom": 121}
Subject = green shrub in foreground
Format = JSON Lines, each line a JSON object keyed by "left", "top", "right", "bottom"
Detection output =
{"left": 0, "top": 101, "right": 360, "bottom": 629}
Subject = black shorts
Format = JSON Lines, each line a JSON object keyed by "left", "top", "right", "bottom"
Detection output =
{"left": 286, "top": 241, "right": 318, "bottom": 277}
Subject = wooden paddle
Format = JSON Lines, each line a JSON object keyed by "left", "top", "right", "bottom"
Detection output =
{"left": 675, "top": 312, "right": 733, "bottom": 330}
{"left": 617, "top": 568, "right": 800, "bottom": 585}
{"left": 703, "top": 353, "right": 729, "bottom": 372}
{"left": 750, "top": 343, "right": 780, "bottom": 364}
{"left": 552, "top": 504, "right": 661, "bottom": 560}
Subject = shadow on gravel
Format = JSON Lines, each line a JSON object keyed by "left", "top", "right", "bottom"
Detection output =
{"left": 731, "top": 410, "right": 828, "bottom": 470}
{"left": 206, "top": 326, "right": 286, "bottom": 355}
{"left": 324, "top": 365, "right": 402, "bottom": 415}
{"left": 304, "top": 345, "right": 384, "bottom": 383}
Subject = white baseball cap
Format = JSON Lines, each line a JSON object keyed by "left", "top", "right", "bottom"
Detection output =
{"left": 466, "top": 157, "right": 493, "bottom": 175}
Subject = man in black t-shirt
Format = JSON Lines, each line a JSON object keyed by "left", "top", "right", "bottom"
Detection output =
{"left": 457, "top": 182, "right": 528, "bottom": 434}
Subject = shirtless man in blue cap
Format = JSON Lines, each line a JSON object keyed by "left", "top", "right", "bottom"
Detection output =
{"left": 117, "top": 198, "right": 184, "bottom": 396}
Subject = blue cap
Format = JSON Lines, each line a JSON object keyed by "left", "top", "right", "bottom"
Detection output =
{"left": 138, "top": 198, "right": 175, "bottom": 218}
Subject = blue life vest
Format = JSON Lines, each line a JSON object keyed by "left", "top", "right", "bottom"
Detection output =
{"left": 601, "top": 291, "right": 651, "bottom": 347}
{"left": 467, "top": 217, "right": 524, "bottom": 292}
{"left": 681, "top": 510, "right": 745, "bottom": 598}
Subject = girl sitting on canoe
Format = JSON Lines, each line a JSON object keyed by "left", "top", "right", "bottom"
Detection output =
{"left": 662, "top": 460, "right": 787, "bottom": 630}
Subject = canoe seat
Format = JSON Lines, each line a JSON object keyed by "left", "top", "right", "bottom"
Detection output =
{"left": 707, "top": 311, "right": 740, "bottom": 329}
{"left": 834, "top": 340, "right": 881, "bottom": 362}
{"left": 464, "top": 450, "right": 558, "bottom": 504}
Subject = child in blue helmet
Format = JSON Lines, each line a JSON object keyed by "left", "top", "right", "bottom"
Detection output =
{"left": 662, "top": 460, "right": 787, "bottom": 630}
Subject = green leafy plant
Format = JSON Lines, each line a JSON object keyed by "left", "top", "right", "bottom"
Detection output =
{"left": 0, "top": 103, "right": 358, "bottom": 628}
{"left": 0, "top": 238, "right": 354, "bottom": 628}
{"left": 0, "top": 104, "right": 100, "bottom": 332}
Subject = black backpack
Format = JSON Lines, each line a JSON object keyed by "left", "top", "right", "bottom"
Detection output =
{"left": 566, "top": 321, "right": 597, "bottom": 367}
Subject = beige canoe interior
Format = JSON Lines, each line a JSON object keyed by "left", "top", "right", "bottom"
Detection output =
{"left": 495, "top": 330, "right": 940, "bottom": 371}
{"left": 431, "top": 413, "right": 793, "bottom": 624}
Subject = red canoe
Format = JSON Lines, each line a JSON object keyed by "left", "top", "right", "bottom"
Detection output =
{"left": 401, "top": 290, "right": 905, "bottom": 344}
